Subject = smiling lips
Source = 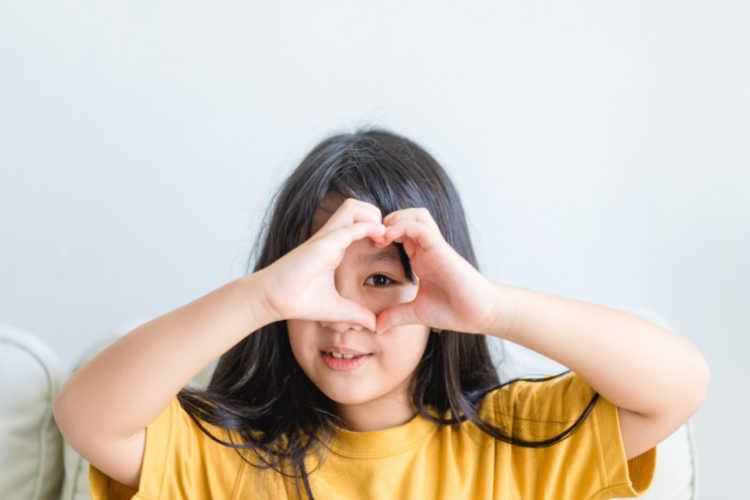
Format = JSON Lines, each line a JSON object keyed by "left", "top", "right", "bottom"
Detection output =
{"left": 321, "top": 346, "right": 372, "bottom": 356}
{"left": 321, "top": 351, "right": 373, "bottom": 370}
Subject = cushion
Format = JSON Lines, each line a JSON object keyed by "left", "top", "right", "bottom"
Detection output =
{"left": 0, "top": 324, "right": 66, "bottom": 500}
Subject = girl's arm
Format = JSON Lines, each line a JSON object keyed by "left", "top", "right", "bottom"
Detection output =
{"left": 370, "top": 206, "right": 709, "bottom": 461}
{"left": 484, "top": 283, "right": 710, "bottom": 459}
{"left": 53, "top": 202, "right": 386, "bottom": 490}
{"left": 53, "top": 270, "right": 279, "bottom": 444}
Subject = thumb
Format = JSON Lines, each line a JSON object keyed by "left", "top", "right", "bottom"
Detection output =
{"left": 375, "top": 302, "right": 419, "bottom": 335}
{"left": 332, "top": 298, "right": 377, "bottom": 332}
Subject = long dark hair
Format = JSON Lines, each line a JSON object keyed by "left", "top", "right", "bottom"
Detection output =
{"left": 177, "top": 126, "right": 598, "bottom": 500}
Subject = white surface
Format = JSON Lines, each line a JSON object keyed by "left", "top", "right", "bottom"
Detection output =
{"left": 1, "top": 2, "right": 744, "bottom": 496}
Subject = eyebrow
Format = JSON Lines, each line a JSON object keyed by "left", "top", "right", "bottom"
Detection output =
{"left": 359, "top": 248, "right": 401, "bottom": 265}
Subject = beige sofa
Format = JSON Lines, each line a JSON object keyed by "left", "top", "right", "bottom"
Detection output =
{"left": 0, "top": 307, "right": 698, "bottom": 499}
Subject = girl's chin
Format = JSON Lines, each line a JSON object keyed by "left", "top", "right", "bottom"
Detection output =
{"left": 318, "top": 383, "right": 376, "bottom": 406}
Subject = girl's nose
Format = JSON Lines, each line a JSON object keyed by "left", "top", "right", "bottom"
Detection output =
{"left": 318, "top": 320, "right": 366, "bottom": 333}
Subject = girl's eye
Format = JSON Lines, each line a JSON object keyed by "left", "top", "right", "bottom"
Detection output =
{"left": 365, "top": 273, "right": 396, "bottom": 288}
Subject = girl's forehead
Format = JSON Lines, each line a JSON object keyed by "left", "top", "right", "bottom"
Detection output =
{"left": 318, "top": 193, "right": 346, "bottom": 212}
{"left": 310, "top": 207, "right": 331, "bottom": 233}
{"left": 310, "top": 194, "right": 349, "bottom": 230}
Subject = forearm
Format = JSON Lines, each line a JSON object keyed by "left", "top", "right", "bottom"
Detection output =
{"left": 54, "top": 270, "right": 279, "bottom": 441}
{"left": 487, "top": 283, "right": 710, "bottom": 417}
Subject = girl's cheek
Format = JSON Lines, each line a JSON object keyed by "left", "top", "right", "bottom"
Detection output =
{"left": 395, "top": 285, "right": 419, "bottom": 303}
{"left": 370, "top": 292, "right": 417, "bottom": 323}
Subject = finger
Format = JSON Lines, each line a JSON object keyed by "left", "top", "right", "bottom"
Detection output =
{"left": 382, "top": 209, "right": 410, "bottom": 227}
{"left": 333, "top": 297, "right": 377, "bottom": 331}
{"left": 375, "top": 301, "right": 419, "bottom": 335}
{"left": 330, "top": 221, "right": 386, "bottom": 249}
{"left": 318, "top": 198, "right": 382, "bottom": 235}
{"left": 383, "top": 207, "right": 438, "bottom": 229}
{"left": 383, "top": 219, "right": 436, "bottom": 253}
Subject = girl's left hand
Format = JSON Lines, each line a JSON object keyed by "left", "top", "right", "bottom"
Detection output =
{"left": 372, "top": 207, "right": 505, "bottom": 336}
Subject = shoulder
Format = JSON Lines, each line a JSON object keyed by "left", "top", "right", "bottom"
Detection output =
{"left": 89, "top": 396, "right": 246, "bottom": 500}
{"left": 477, "top": 371, "right": 657, "bottom": 498}
{"left": 480, "top": 371, "right": 596, "bottom": 429}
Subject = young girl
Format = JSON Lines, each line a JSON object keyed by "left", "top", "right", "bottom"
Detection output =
{"left": 54, "top": 127, "right": 709, "bottom": 500}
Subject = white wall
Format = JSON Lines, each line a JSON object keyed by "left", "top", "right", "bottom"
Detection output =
{"left": 1, "top": 1, "right": 746, "bottom": 496}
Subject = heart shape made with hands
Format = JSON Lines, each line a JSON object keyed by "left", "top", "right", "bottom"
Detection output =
{"left": 368, "top": 208, "right": 499, "bottom": 337}
{"left": 369, "top": 219, "right": 433, "bottom": 335}
{"left": 306, "top": 202, "right": 497, "bottom": 338}
{"left": 369, "top": 210, "right": 461, "bottom": 336}
{"left": 313, "top": 214, "right": 432, "bottom": 336}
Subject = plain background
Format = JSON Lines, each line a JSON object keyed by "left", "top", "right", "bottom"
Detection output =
{"left": 1, "top": 1, "right": 747, "bottom": 497}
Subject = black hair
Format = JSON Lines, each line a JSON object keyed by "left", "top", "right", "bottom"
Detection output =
{"left": 176, "top": 126, "right": 598, "bottom": 500}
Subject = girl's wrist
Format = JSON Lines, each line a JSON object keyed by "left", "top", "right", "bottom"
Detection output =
{"left": 241, "top": 269, "right": 285, "bottom": 328}
{"left": 480, "top": 282, "right": 520, "bottom": 339}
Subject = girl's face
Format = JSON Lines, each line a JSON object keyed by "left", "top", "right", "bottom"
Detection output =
{"left": 287, "top": 195, "right": 430, "bottom": 431}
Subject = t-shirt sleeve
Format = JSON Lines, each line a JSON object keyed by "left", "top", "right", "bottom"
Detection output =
{"left": 88, "top": 395, "right": 240, "bottom": 500}
{"left": 491, "top": 371, "right": 657, "bottom": 499}
{"left": 88, "top": 396, "right": 181, "bottom": 500}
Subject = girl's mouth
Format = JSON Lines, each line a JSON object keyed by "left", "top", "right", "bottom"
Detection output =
{"left": 321, "top": 351, "right": 373, "bottom": 371}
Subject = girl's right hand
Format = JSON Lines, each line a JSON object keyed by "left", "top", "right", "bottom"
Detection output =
{"left": 259, "top": 198, "right": 387, "bottom": 331}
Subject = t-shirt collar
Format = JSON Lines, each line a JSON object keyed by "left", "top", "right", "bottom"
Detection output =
{"left": 326, "top": 408, "right": 441, "bottom": 458}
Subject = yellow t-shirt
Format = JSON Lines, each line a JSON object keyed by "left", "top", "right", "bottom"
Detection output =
{"left": 89, "top": 371, "right": 657, "bottom": 499}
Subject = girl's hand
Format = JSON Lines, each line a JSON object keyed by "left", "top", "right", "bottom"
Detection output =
{"left": 373, "top": 207, "right": 502, "bottom": 336}
{"left": 261, "top": 198, "right": 386, "bottom": 331}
